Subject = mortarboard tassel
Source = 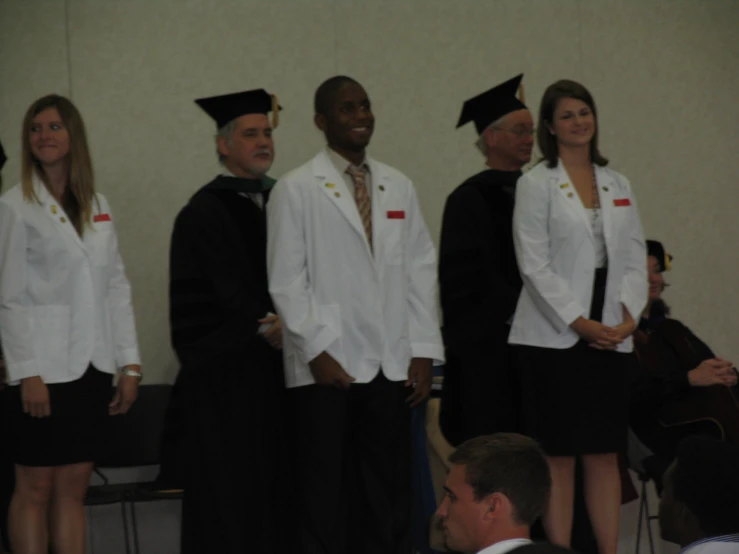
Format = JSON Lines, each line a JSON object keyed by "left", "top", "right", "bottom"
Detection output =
{"left": 271, "top": 94, "right": 279, "bottom": 128}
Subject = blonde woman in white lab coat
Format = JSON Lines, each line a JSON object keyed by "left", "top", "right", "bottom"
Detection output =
{"left": 509, "top": 80, "right": 647, "bottom": 554}
{"left": 0, "top": 95, "right": 141, "bottom": 554}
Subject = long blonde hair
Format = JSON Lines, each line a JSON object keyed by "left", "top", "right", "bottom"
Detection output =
{"left": 21, "top": 95, "right": 96, "bottom": 234}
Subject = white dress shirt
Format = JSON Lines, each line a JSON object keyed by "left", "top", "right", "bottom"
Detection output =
{"left": 222, "top": 169, "right": 264, "bottom": 209}
{"left": 326, "top": 146, "right": 372, "bottom": 198}
{"left": 478, "top": 538, "right": 532, "bottom": 554}
{"left": 680, "top": 534, "right": 739, "bottom": 554}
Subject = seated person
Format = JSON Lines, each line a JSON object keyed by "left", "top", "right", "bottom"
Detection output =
{"left": 658, "top": 436, "right": 739, "bottom": 552}
{"left": 630, "top": 240, "right": 738, "bottom": 485}
{"left": 435, "top": 433, "right": 577, "bottom": 554}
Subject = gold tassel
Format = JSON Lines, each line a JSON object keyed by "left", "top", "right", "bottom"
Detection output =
{"left": 270, "top": 94, "right": 279, "bottom": 128}
{"left": 518, "top": 82, "right": 526, "bottom": 104}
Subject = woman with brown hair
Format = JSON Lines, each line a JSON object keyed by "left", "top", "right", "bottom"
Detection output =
{"left": 0, "top": 95, "right": 141, "bottom": 554}
{"left": 509, "top": 80, "right": 647, "bottom": 553}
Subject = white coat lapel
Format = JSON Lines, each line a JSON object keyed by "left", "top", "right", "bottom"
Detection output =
{"left": 594, "top": 165, "right": 618, "bottom": 252}
{"left": 552, "top": 163, "right": 594, "bottom": 240}
{"left": 367, "top": 158, "right": 394, "bottom": 263}
{"left": 313, "top": 151, "right": 369, "bottom": 248}
{"left": 34, "top": 178, "right": 87, "bottom": 253}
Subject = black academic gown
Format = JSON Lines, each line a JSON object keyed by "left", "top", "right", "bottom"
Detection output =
{"left": 166, "top": 175, "right": 289, "bottom": 553}
{"left": 438, "top": 169, "right": 523, "bottom": 446}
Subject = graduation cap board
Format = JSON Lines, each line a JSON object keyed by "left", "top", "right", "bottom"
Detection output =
{"left": 195, "top": 88, "right": 281, "bottom": 130}
{"left": 456, "top": 74, "right": 527, "bottom": 135}
{"left": 647, "top": 240, "right": 673, "bottom": 272}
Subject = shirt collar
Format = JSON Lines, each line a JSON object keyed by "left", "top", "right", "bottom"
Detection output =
{"left": 477, "top": 538, "right": 532, "bottom": 554}
{"left": 680, "top": 534, "right": 739, "bottom": 553}
{"left": 326, "top": 146, "right": 369, "bottom": 175}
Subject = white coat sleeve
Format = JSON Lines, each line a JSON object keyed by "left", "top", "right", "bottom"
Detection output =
{"left": 405, "top": 183, "right": 444, "bottom": 364}
{"left": 617, "top": 177, "right": 647, "bottom": 321}
{"left": 513, "top": 172, "right": 588, "bottom": 332}
{"left": 266, "top": 178, "right": 340, "bottom": 365}
{"left": 0, "top": 201, "right": 39, "bottom": 381}
{"left": 103, "top": 199, "right": 141, "bottom": 368}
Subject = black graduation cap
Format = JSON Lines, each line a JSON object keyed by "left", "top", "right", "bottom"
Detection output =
{"left": 0, "top": 140, "right": 6, "bottom": 171}
{"left": 647, "top": 240, "right": 672, "bottom": 272}
{"left": 456, "top": 74, "right": 527, "bottom": 135}
{"left": 194, "top": 88, "right": 281, "bottom": 129}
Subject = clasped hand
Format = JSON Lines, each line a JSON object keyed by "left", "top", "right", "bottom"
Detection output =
{"left": 571, "top": 317, "right": 636, "bottom": 350}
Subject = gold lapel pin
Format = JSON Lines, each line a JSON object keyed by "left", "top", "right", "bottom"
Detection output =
{"left": 560, "top": 183, "right": 570, "bottom": 189}
{"left": 51, "top": 205, "right": 58, "bottom": 214}
{"left": 325, "top": 183, "right": 336, "bottom": 189}
{"left": 334, "top": 192, "right": 341, "bottom": 198}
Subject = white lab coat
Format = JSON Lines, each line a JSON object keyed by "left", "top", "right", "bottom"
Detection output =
{"left": 0, "top": 177, "right": 140, "bottom": 384}
{"left": 509, "top": 160, "right": 647, "bottom": 353}
{"left": 267, "top": 149, "right": 444, "bottom": 388}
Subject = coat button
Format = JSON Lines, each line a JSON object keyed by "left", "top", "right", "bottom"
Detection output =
{"left": 60, "top": 217, "right": 67, "bottom": 223}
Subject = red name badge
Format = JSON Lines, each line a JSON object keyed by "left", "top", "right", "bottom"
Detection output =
{"left": 613, "top": 198, "right": 631, "bottom": 207}
{"left": 387, "top": 210, "right": 405, "bottom": 219}
{"left": 94, "top": 213, "right": 111, "bottom": 222}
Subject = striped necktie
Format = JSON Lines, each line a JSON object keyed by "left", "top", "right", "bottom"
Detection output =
{"left": 346, "top": 165, "right": 372, "bottom": 250}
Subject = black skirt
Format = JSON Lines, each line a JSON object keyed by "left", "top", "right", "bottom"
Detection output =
{"left": 4, "top": 365, "right": 113, "bottom": 467}
{"left": 517, "top": 268, "right": 629, "bottom": 456}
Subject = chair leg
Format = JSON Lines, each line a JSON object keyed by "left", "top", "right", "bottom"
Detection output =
{"left": 120, "top": 498, "right": 132, "bottom": 554}
{"left": 644, "top": 490, "right": 656, "bottom": 554}
{"left": 635, "top": 479, "right": 647, "bottom": 554}
{"left": 130, "top": 498, "right": 141, "bottom": 554}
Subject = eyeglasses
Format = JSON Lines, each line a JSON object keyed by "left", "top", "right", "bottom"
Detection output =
{"left": 491, "top": 127, "right": 536, "bottom": 137}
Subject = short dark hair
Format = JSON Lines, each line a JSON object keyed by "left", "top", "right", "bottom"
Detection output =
{"left": 449, "top": 433, "right": 551, "bottom": 526}
{"left": 672, "top": 436, "right": 739, "bottom": 536}
{"left": 314, "top": 75, "right": 360, "bottom": 116}
{"left": 537, "top": 79, "right": 608, "bottom": 169}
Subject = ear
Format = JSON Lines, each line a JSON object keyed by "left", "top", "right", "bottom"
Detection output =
{"left": 481, "top": 492, "right": 506, "bottom": 522}
{"left": 216, "top": 134, "right": 230, "bottom": 158}
{"left": 483, "top": 126, "right": 497, "bottom": 148}
{"left": 546, "top": 120, "right": 555, "bottom": 136}
{"left": 314, "top": 113, "right": 326, "bottom": 133}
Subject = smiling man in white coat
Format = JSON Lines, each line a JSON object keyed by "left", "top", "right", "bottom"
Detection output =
{"left": 267, "top": 75, "right": 444, "bottom": 554}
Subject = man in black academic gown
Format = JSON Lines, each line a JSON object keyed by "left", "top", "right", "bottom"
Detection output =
{"left": 438, "top": 74, "right": 533, "bottom": 447}
{"left": 166, "top": 89, "right": 289, "bottom": 553}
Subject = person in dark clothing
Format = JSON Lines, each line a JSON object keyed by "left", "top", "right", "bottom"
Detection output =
{"left": 166, "top": 88, "right": 289, "bottom": 553}
{"left": 439, "top": 74, "right": 533, "bottom": 446}
{"left": 631, "top": 240, "right": 738, "bottom": 490}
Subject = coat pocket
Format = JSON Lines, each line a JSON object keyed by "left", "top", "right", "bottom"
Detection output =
{"left": 32, "top": 305, "right": 71, "bottom": 376}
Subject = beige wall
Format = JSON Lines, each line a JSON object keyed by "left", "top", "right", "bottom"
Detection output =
{"left": 1, "top": 0, "right": 738, "bottom": 383}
